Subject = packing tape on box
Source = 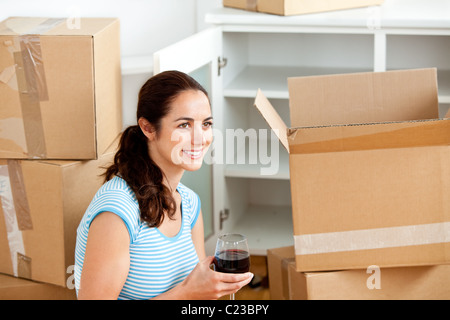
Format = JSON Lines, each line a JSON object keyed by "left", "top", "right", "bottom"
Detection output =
{"left": 294, "top": 222, "right": 450, "bottom": 255}
{"left": 14, "top": 35, "right": 48, "bottom": 158}
{"left": 0, "top": 18, "right": 65, "bottom": 158}
{"left": 0, "top": 161, "right": 32, "bottom": 278}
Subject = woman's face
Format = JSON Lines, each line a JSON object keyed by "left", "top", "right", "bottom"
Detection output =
{"left": 148, "top": 89, "right": 213, "bottom": 173}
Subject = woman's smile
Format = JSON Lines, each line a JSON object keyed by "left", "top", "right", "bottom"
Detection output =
{"left": 182, "top": 148, "right": 204, "bottom": 159}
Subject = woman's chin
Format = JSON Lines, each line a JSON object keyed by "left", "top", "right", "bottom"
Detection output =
{"left": 182, "top": 161, "right": 204, "bottom": 172}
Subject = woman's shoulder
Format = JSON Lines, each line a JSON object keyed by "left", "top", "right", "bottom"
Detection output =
{"left": 177, "top": 182, "right": 199, "bottom": 201}
{"left": 81, "top": 176, "right": 141, "bottom": 245}
{"left": 89, "top": 176, "right": 139, "bottom": 217}
{"left": 96, "top": 176, "right": 136, "bottom": 200}
{"left": 177, "top": 183, "right": 201, "bottom": 218}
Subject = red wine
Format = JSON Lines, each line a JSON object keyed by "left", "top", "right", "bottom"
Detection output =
{"left": 214, "top": 249, "right": 250, "bottom": 274}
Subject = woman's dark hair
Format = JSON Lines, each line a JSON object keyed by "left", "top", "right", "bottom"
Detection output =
{"left": 104, "top": 70, "right": 209, "bottom": 227}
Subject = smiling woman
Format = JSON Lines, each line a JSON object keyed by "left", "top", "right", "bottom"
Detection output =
{"left": 74, "top": 70, "right": 253, "bottom": 300}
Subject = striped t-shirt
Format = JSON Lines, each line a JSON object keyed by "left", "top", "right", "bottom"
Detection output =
{"left": 74, "top": 176, "right": 201, "bottom": 300}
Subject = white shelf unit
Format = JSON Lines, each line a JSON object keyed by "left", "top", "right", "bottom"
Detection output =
{"left": 233, "top": 205, "right": 293, "bottom": 254}
{"left": 218, "top": 30, "right": 378, "bottom": 254}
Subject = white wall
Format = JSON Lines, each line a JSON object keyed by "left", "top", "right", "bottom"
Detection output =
{"left": 0, "top": 0, "right": 200, "bottom": 57}
{"left": 0, "top": 0, "right": 223, "bottom": 128}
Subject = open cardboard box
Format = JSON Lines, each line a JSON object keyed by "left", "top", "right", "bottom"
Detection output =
{"left": 255, "top": 68, "right": 450, "bottom": 272}
{"left": 223, "top": 0, "right": 384, "bottom": 16}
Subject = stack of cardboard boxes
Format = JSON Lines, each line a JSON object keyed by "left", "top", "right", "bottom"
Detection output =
{"left": 257, "top": 68, "right": 450, "bottom": 299}
{"left": 0, "top": 17, "right": 123, "bottom": 299}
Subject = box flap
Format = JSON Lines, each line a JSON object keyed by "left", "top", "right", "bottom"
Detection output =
{"left": 254, "top": 89, "right": 290, "bottom": 152}
{"left": 288, "top": 118, "right": 450, "bottom": 154}
{"left": 288, "top": 68, "right": 439, "bottom": 128}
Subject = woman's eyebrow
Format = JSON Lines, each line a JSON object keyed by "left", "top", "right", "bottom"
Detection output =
{"left": 174, "top": 116, "right": 213, "bottom": 122}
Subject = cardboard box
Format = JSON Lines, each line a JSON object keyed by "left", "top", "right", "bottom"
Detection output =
{"left": 269, "top": 246, "right": 450, "bottom": 300}
{"left": 289, "top": 259, "right": 450, "bottom": 300}
{"left": 223, "top": 0, "right": 384, "bottom": 16}
{"left": 267, "top": 246, "right": 295, "bottom": 300}
{"left": 0, "top": 17, "right": 122, "bottom": 159}
{"left": 255, "top": 69, "right": 450, "bottom": 272}
{"left": 0, "top": 273, "right": 76, "bottom": 300}
{"left": 0, "top": 136, "right": 117, "bottom": 287}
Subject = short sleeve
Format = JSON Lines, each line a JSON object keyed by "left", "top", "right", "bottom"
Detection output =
{"left": 87, "top": 189, "right": 140, "bottom": 244}
{"left": 177, "top": 183, "right": 201, "bottom": 230}
{"left": 190, "top": 193, "right": 201, "bottom": 229}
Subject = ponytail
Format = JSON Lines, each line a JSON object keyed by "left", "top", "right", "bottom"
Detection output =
{"left": 103, "top": 125, "right": 176, "bottom": 227}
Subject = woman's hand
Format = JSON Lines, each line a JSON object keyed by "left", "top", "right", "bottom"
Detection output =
{"left": 183, "top": 256, "right": 254, "bottom": 300}
{"left": 153, "top": 256, "right": 253, "bottom": 300}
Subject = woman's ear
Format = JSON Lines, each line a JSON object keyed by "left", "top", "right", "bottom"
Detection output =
{"left": 138, "top": 117, "right": 156, "bottom": 141}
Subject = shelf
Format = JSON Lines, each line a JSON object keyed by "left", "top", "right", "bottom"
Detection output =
{"left": 206, "top": 2, "right": 450, "bottom": 32}
{"left": 225, "top": 65, "right": 450, "bottom": 103}
{"left": 224, "top": 65, "right": 371, "bottom": 99}
{"left": 225, "top": 139, "right": 290, "bottom": 180}
{"left": 232, "top": 205, "right": 294, "bottom": 255}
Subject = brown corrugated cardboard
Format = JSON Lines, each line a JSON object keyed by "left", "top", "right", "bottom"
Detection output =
{"left": 0, "top": 136, "right": 117, "bottom": 287}
{"left": 269, "top": 246, "right": 450, "bottom": 300}
{"left": 0, "top": 273, "right": 76, "bottom": 300}
{"left": 0, "top": 17, "right": 122, "bottom": 160}
{"left": 223, "top": 0, "right": 384, "bottom": 16}
{"left": 267, "top": 246, "right": 295, "bottom": 300}
{"left": 289, "top": 260, "right": 450, "bottom": 300}
{"left": 254, "top": 69, "right": 450, "bottom": 272}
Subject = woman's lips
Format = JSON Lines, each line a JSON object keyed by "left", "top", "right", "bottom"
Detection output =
{"left": 182, "top": 149, "right": 203, "bottom": 159}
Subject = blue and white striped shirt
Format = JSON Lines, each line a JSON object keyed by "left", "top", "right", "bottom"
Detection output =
{"left": 74, "top": 176, "right": 201, "bottom": 300}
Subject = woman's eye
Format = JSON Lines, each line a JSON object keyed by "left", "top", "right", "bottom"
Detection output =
{"left": 203, "top": 121, "right": 213, "bottom": 128}
{"left": 178, "top": 123, "right": 190, "bottom": 129}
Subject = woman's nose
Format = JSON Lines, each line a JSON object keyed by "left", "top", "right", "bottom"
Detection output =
{"left": 192, "top": 122, "right": 205, "bottom": 145}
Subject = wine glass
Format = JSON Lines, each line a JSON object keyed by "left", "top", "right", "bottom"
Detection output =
{"left": 214, "top": 233, "right": 250, "bottom": 300}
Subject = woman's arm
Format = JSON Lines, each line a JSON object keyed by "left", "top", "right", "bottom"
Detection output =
{"left": 77, "top": 212, "right": 130, "bottom": 300}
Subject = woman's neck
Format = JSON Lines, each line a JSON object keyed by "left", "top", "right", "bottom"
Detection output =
{"left": 148, "top": 145, "right": 184, "bottom": 194}
{"left": 156, "top": 161, "right": 184, "bottom": 194}
{"left": 164, "top": 171, "right": 184, "bottom": 195}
